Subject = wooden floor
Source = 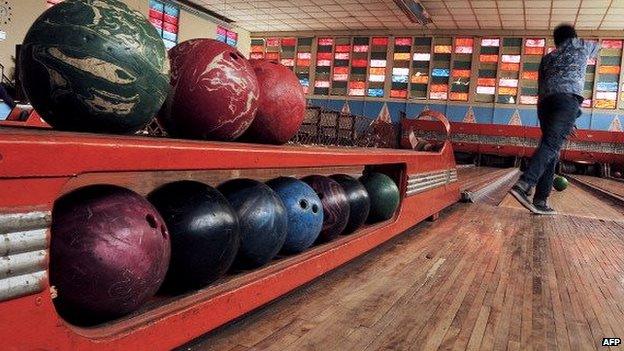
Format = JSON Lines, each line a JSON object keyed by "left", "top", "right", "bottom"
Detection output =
{"left": 499, "top": 182, "right": 624, "bottom": 221}
{"left": 180, "top": 200, "right": 624, "bottom": 351}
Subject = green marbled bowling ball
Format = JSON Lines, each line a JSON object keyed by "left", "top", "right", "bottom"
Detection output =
{"left": 359, "top": 172, "right": 400, "bottom": 223}
{"left": 19, "top": 0, "right": 170, "bottom": 134}
{"left": 553, "top": 176, "right": 569, "bottom": 192}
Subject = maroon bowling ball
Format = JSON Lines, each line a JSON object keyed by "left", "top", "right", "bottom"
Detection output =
{"left": 614, "top": 171, "right": 622, "bottom": 178}
{"left": 302, "top": 175, "right": 350, "bottom": 242}
{"left": 159, "top": 38, "right": 259, "bottom": 140}
{"left": 50, "top": 185, "right": 170, "bottom": 324}
{"left": 240, "top": 60, "right": 306, "bottom": 144}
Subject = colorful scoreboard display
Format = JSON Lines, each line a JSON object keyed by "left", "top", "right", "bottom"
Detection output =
{"left": 250, "top": 38, "right": 265, "bottom": 60}
{"left": 280, "top": 38, "right": 296, "bottom": 69}
{"left": 497, "top": 38, "right": 522, "bottom": 104}
{"left": 331, "top": 38, "right": 351, "bottom": 96}
{"left": 265, "top": 38, "right": 281, "bottom": 62}
{"left": 410, "top": 37, "right": 432, "bottom": 99}
{"left": 314, "top": 38, "right": 334, "bottom": 95}
{"left": 148, "top": 0, "right": 179, "bottom": 49}
{"left": 295, "top": 37, "right": 313, "bottom": 94}
{"left": 476, "top": 38, "right": 499, "bottom": 103}
{"left": 450, "top": 37, "right": 473, "bottom": 101}
{"left": 430, "top": 37, "right": 452, "bottom": 100}
{"left": 349, "top": 37, "right": 370, "bottom": 96}
{"left": 595, "top": 39, "right": 622, "bottom": 109}
{"left": 582, "top": 40, "right": 598, "bottom": 107}
{"left": 368, "top": 37, "right": 389, "bottom": 97}
{"left": 520, "top": 38, "right": 545, "bottom": 105}
{"left": 391, "top": 37, "right": 412, "bottom": 99}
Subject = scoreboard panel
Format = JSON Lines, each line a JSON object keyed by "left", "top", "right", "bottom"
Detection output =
{"left": 296, "top": 37, "right": 313, "bottom": 94}
{"left": 349, "top": 37, "right": 370, "bottom": 97}
{"left": 314, "top": 37, "right": 334, "bottom": 95}
{"left": 497, "top": 37, "right": 522, "bottom": 104}
{"left": 581, "top": 40, "right": 598, "bottom": 108}
{"left": 331, "top": 38, "right": 352, "bottom": 96}
{"left": 368, "top": 37, "right": 389, "bottom": 98}
{"left": 595, "top": 39, "right": 622, "bottom": 109}
{"left": 519, "top": 38, "right": 544, "bottom": 105}
{"left": 450, "top": 37, "right": 473, "bottom": 102}
{"left": 476, "top": 38, "right": 500, "bottom": 103}
{"left": 250, "top": 38, "right": 265, "bottom": 60}
{"left": 410, "top": 37, "right": 432, "bottom": 100}
{"left": 280, "top": 37, "right": 297, "bottom": 69}
{"left": 430, "top": 37, "right": 452, "bottom": 100}
{"left": 391, "top": 37, "right": 412, "bottom": 99}
{"left": 265, "top": 37, "right": 280, "bottom": 62}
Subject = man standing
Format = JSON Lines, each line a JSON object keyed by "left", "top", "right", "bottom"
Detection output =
{"left": 510, "top": 24, "right": 600, "bottom": 215}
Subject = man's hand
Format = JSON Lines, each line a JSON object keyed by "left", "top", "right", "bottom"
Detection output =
{"left": 569, "top": 125, "right": 579, "bottom": 139}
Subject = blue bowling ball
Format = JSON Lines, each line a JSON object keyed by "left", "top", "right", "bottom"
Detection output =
{"left": 218, "top": 179, "right": 288, "bottom": 269}
{"left": 267, "top": 177, "right": 324, "bottom": 254}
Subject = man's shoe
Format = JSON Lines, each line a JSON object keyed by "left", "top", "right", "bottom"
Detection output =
{"left": 509, "top": 184, "right": 538, "bottom": 212}
{"left": 533, "top": 201, "right": 557, "bottom": 215}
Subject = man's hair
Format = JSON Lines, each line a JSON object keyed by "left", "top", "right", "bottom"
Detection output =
{"left": 553, "top": 24, "right": 577, "bottom": 47}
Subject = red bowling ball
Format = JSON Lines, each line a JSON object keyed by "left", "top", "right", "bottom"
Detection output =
{"left": 160, "top": 39, "right": 259, "bottom": 140}
{"left": 241, "top": 60, "right": 306, "bottom": 144}
{"left": 50, "top": 185, "right": 171, "bottom": 324}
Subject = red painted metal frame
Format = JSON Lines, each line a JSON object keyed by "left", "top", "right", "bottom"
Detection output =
{"left": 402, "top": 119, "right": 624, "bottom": 165}
{"left": 0, "top": 127, "right": 459, "bottom": 350}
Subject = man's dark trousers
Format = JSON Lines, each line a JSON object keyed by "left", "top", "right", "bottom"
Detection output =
{"left": 520, "top": 93, "right": 581, "bottom": 203}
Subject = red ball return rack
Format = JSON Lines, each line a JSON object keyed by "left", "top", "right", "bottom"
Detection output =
{"left": 0, "top": 112, "right": 459, "bottom": 350}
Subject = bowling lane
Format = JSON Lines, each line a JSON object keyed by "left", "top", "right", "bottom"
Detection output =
{"left": 572, "top": 175, "right": 624, "bottom": 199}
{"left": 456, "top": 166, "right": 510, "bottom": 191}
{"left": 499, "top": 182, "right": 624, "bottom": 221}
{"left": 179, "top": 203, "right": 624, "bottom": 351}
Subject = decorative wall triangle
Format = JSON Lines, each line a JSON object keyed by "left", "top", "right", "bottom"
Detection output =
{"left": 376, "top": 103, "right": 392, "bottom": 123}
{"left": 463, "top": 106, "right": 476, "bottom": 123}
{"left": 341, "top": 101, "right": 351, "bottom": 115}
{"left": 609, "top": 116, "right": 622, "bottom": 132}
{"left": 508, "top": 109, "right": 522, "bottom": 126}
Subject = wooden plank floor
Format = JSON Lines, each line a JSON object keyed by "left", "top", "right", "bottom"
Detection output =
{"left": 179, "top": 202, "right": 624, "bottom": 351}
{"left": 499, "top": 182, "right": 624, "bottom": 221}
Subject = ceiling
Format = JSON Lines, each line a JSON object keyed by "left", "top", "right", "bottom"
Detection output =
{"left": 190, "top": 0, "right": 624, "bottom": 33}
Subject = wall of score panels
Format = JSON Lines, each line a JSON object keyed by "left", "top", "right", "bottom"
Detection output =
{"left": 250, "top": 36, "right": 624, "bottom": 110}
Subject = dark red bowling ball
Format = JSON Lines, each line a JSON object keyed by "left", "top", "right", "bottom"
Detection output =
{"left": 160, "top": 39, "right": 259, "bottom": 140}
{"left": 302, "top": 175, "right": 350, "bottom": 242}
{"left": 50, "top": 185, "right": 170, "bottom": 324}
{"left": 613, "top": 171, "right": 622, "bottom": 178}
{"left": 240, "top": 60, "right": 306, "bottom": 144}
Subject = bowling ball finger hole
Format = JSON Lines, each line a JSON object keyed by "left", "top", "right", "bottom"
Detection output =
{"left": 312, "top": 204, "right": 319, "bottom": 213}
{"left": 299, "top": 199, "right": 309, "bottom": 209}
{"left": 229, "top": 52, "right": 243, "bottom": 61}
{"left": 145, "top": 214, "right": 158, "bottom": 229}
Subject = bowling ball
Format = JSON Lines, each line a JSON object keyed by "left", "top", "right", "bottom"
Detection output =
{"left": 302, "top": 175, "right": 350, "bottom": 242}
{"left": 50, "top": 185, "right": 170, "bottom": 324}
{"left": 266, "top": 177, "right": 323, "bottom": 254}
{"left": 330, "top": 174, "right": 371, "bottom": 234}
{"left": 148, "top": 181, "right": 240, "bottom": 292}
{"left": 360, "top": 173, "right": 400, "bottom": 223}
{"left": 240, "top": 60, "right": 306, "bottom": 144}
{"left": 19, "top": 0, "right": 169, "bottom": 134}
{"left": 160, "top": 39, "right": 259, "bottom": 140}
{"left": 613, "top": 171, "right": 622, "bottom": 178}
{"left": 218, "top": 179, "right": 288, "bottom": 269}
{"left": 553, "top": 176, "right": 569, "bottom": 191}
